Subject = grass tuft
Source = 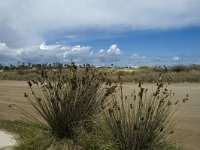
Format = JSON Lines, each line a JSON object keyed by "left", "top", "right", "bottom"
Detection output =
{"left": 103, "top": 80, "right": 188, "bottom": 150}
{"left": 21, "top": 63, "right": 116, "bottom": 139}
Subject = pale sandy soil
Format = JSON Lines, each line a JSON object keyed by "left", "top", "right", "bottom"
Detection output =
{"left": 0, "top": 131, "right": 16, "bottom": 149}
{"left": 0, "top": 80, "right": 200, "bottom": 150}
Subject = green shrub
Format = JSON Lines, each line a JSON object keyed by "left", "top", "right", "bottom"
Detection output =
{"left": 104, "top": 81, "right": 188, "bottom": 150}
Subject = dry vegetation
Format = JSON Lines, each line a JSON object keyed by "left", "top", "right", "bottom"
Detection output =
{"left": 1, "top": 63, "right": 200, "bottom": 83}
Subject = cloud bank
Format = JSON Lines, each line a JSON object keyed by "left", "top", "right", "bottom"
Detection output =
{"left": 1, "top": 41, "right": 198, "bottom": 66}
{"left": 0, "top": 42, "right": 121, "bottom": 65}
{"left": 0, "top": 0, "right": 200, "bottom": 47}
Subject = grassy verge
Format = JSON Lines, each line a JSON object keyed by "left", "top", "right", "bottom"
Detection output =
{"left": 0, "top": 119, "right": 116, "bottom": 150}
{"left": 0, "top": 120, "right": 53, "bottom": 150}
{"left": 0, "top": 119, "right": 180, "bottom": 150}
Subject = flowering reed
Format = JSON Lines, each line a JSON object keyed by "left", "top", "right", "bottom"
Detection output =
{"left": 23, "top": 63, "right": 116, "bottom": 139}
{"left": 104, "top": 80, "right": 188, "bottom": 150}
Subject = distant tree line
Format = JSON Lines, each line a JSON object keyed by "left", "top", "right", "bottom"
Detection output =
{"left": 1, "top": 62, "right": 200, "bottom": 73}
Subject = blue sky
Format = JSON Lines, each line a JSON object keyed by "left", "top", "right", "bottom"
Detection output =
{"left": 0, "top": 0, "right": 200, "bottom": 66}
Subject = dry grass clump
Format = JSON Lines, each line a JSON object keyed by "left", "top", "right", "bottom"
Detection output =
{"left": 104, "top": 79, "right": 188, "bottom": 150}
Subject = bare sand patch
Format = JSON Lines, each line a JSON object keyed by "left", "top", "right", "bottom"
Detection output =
{"left": 0, "top": 130, "right": 16, "bottom": 149}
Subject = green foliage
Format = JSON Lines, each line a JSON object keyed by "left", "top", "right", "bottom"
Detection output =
{"left": 0, "top": 120, "right": 80, "bottom": 150}
{"left": 0, "top": 119, "right": 51, "bottom": 150}
{"left": 163, "top": 143, "right": 181, "bottom": 150}
{"left": 0, "top": 119, "right": 30, "bottom": 135}
{"left": 14, "top": 128, "right": 52, "bottom": 150}
{"left": 75, "top": 121, "right": 118, "bottom": 150}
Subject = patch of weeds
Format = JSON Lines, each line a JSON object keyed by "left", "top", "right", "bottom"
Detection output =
{"left": 75, "top": 121, "right": 118, "bottom": 150}
{"left": 0, "top": 119, "right": 80, "bottom": 150}
{"left": 163, "top": 142, "right": 181, "bottom": 150}
{"left": 0, "top": 119, "right": 51, "bottom": 150}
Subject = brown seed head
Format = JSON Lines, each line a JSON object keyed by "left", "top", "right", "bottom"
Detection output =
{"left": 24, "top": 93, "right": 28, "bottom": 97}
{"left": 27, "top": 81, "right": 32, "bottom": 87}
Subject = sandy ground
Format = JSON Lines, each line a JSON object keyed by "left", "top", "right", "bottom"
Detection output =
{"left": 0, "top": 80, "right": 200, "bottom": 150}
{"left": 0, "top": 131, "right": 16, "bottom": 149}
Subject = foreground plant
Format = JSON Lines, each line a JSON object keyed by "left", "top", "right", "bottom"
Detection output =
{"left": 104, "top": 80, "right": 188, "bottom": 150}
{"left": 21, "top": 63, "right": 116, "bottom": 140}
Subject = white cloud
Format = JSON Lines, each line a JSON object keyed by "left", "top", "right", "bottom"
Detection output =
{"left": 63, "top": 45, "right": 94, "bottom": 63}
{"left": 0, "top": 42, "right": 121, "bottom": 65}
{"left": 107, "top": 44, "right": 120, "bottom": 55}
{"left": 130, "top": 54, "right": 147, "bottom": 60}
{"left": 0, "top": 42, "right": 7, "bottom": 49}
{"left": 97, "top": 44, "right": 121, "bottom": 62}
{"left": 0, "top": 0, "right": 200, "bottom": 47}
{"left": 173, "top": 56, "right": 180, "bottom": 61}
{"left": 39, "top": 42, "right": 62, "bottom": 51}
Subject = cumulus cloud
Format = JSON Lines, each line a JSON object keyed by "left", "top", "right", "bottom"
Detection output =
{"left": 63, "top": 45, "right": 94, "bottom": 63}
{"left": 0, "top": 42, "right": 121, "bottom": 65}
{"left": 0, "top": 0, "right": 200, "bottom": 47}
{"left": 97, "top": 44, "right": 121, "bottom": 62}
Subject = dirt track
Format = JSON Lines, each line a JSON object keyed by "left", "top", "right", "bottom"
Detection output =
{"left": 0, "top": 80, "right": 200, "bottom": 150}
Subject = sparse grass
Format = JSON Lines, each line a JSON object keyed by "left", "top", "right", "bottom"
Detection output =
{"left": 0, "top": 119, "right": 81, "bottom": 150}
{"left": 0, "top": 119, "right": 181, "bottom": 150}
{"left": 0, "top": 119, "right": 51, "bottom": 150}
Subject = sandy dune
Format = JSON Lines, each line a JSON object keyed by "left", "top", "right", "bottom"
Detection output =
{"left": 0, "top": 80, "right": 200, "bottom": 150}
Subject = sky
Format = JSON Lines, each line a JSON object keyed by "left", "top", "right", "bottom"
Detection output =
{"left": 0, "top": 0, "right": 200, "bottom": 66}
